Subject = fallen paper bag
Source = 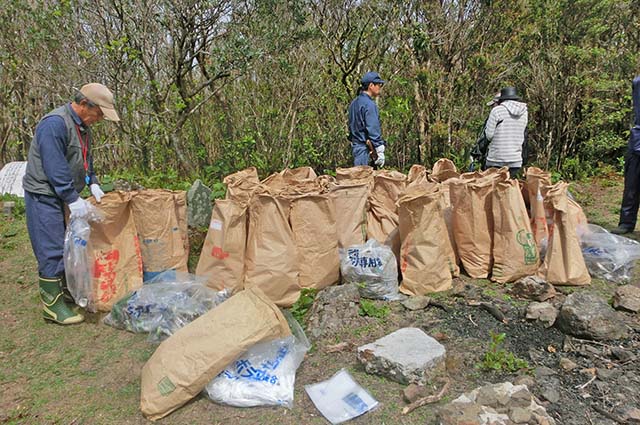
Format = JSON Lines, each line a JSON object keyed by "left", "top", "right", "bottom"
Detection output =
{"left": 140, "top": 286, "right": 291, "bottom": 420}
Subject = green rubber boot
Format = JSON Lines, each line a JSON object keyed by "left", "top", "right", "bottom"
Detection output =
{"left": 39, "top": 277, "right": 84, "bottom": 325}
{"left": 59, "top": 275, "right": 75, "bottom": 304}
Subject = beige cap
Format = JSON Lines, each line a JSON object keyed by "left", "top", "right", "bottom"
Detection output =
{"left": 80, "top": 83, "right": 120, "bottom": 122}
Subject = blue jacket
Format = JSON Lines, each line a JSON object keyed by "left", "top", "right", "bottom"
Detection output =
{"left": 348, "top": 92, "right": 385, "bottom": 148}
{"left": 629, "top": 76, "right": 640, "bottom": 153}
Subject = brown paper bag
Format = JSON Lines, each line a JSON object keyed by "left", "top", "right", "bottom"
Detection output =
{"left": 329, "top": 183, "right": 369, "bottom": 249}
{"left": 196, "top": 199, "right": 247, "bottom": 293}
{"left": 224, "top": 167, "right": 261, "bottom": 204}
{"left": 491, "top": 179, "right": 540, "bottom": 283}
{"left": 431, "top": 158, "right": 459, "bottom": 182}
{"left": 244, "top": 193, "right": 301, "bottom": 307}
{"left": 525, "top": 167, "right": 552, "bottom": 249}
{"left": 290, "top": 194, "right": 340, "bottom": 290}
{"left": 398, "top": 186, "right": 454, "bottom": 295}
{"left": 89, "top": 191, "right": 143, "bottom": 312}
{"left": 407, "top": 164, "right": 426, "bottom": 183}
{"left": 130, "top": 190, "right": 189, "bottom": 281}
{"left": 140, "top": 286, "right": 291, "bottom": 421}
{"left": 371, "top": 170, "right": 407, "bottom": 213}
{"left": 537, "top": 182, "right": 591, "bottom": 285}
{"left": 367, "top": 197, "right": 400, "bottom": 261}
{"left": 450, "top": 176, "right": 495, "bottom": 278}
{"left": 282, "top": 166, "right": 317, "bottom": 180}
{"left": 336, "top": 165, "right": 374, "bottom": 185}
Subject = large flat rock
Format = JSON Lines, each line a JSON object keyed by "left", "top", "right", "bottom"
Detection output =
{"left": 356, "top": 327, "right": 446, "bottom": 385}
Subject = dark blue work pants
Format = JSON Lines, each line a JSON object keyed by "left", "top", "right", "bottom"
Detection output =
{"left": 619, "top": 151, "right": 640, "bottom": 230}
{"left": 352, "top": 142, "right": 370, "bottom": 166}
{"left": 24, "top": 191, "right": 66, "bottom": 277}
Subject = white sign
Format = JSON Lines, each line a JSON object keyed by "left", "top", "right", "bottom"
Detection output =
{"left": 0, "top": 161, "right": 27, "bottom": 197}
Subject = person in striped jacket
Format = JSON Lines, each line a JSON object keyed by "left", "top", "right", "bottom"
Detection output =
{"left": 483, "top": 87, "right": 528, "bottom": 178}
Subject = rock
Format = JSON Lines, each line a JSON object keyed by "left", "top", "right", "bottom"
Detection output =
{"left": 511, "top": 276, "right": 556, "bottom": 301}
{"left": 612, "top": 285, "right": 640, "bottom": 313}
{"left": 559, "top": 357, "right": 578, "bottom": 371}
{"left": 187, "top": 179, "right": 213, "bottom": 228}
{"left": 403, "top": 383, "right": 427, "bottom": 403}
{"left": 534, "top": 366, "right": 556, "bottom": 379}
{"left": 509, "top": 406, "right": 532, "bottom": 423}
{"left": 526, "top": 302, "right": 558, "bottom": 328}
{"left": 513, "top": 374, "right": 536, "bottom": 389}
{"left": 541, "top": 387, "right": 560, "bottom": 403}
{"left": 611, "top": 347, "right": 635, "bottom": 362}
{"left": 438, "top": 382, "right": 556, "bottom": 425}
{"left": 401, "top": 295, "right": 431, "bottom": 311}
{"left": 556, "top": 292, "right": 629, "bottom": 340}
{"left": 596, "top": 367, "right": 617, "bottom": 380}
{"left": 622, "top": 407, "right": 640, "bottom": 423}
{"left": 356, "top": 327, "right": 446, "bottom": 385}
{"left": 307, "top": 284, "right": 360, "bottom": 338}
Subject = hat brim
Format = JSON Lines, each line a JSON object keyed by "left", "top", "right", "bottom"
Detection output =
{"left": 498, "top": 95, "right": 521, "bottom": 101}
{"left": 373, "top": 79, "right": 386, "bottom": 85}
{"left": 100, "top": 106, "right": 120, "bottom": 122}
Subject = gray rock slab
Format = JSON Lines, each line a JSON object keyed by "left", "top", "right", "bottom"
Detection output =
{"left": 613, "top": 285, "right": 640, "bottom": 313}
{"left": 306, "top": 284, "right": 360, "bottom": 339}
{"left": 187, "top": 179, "right": 213, "bottom": 228}
{"left": 526, "top": 302, "right": 558, "bottom": 328}
{"left": 357, "top": 327, "right": 446, "bottom": 385}
{"left": 556, "top": 291, "right": 629, "bottom": 340}
{"left": 511, "top": 276, "right": 556, "bottom": 301}
{"left": 401, "top": 295, "right": 431, "bottom": 311}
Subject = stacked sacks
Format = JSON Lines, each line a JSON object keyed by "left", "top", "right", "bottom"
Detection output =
{"left": 130, "top": 190, "right": 189, "bottom": 282}
{"left": 329, "top": 181, "right": 369, "bottom": 249}
{"left": 398, "top": 182, "right": 456, "bottom": 295}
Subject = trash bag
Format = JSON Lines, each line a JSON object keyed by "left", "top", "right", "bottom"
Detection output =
{"left": 580, "top": 224, "right": 640, "bottom": 282}
{"left": 305, "top": 368, "right": 379, "bottom": 425}
{"left": 103, "top": 271, "right": 230, "bottom": 342}
{"left": 63, "top": 204, "right": 104, "bottom": 311}
{"left": 205, "top": 313, "right": 310, "bottom": 408}
{"left": 340, "top": 239, "right": 400, "bottom": 300}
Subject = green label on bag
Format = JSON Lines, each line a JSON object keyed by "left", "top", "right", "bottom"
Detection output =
{"left": 517, "top": 229, "right": 538, "bottom": 265}
{"left": 157, "top": 376, "right": 176, "bottom": 396}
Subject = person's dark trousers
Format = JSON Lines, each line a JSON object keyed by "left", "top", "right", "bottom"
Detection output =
{"left": 352, "top": 142, "right": 370, "bottom": 166}
{"left": 618, "top": 151, "right": 640, "bottom": 230}
{"left": 24, "top": 191, "right": 66, "bottom": 277}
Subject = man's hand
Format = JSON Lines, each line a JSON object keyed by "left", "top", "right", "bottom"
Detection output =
{"left": 90, "top": 184, "right": 104, "bottom": 203}
{"left": 68, "top": 198, "right": 91, "bottom": 219}
{"left": 374, "top": 145, "right": 385, "bottom": 167}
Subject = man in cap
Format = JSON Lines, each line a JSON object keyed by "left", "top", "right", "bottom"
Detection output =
{"left": 23, "top": 83, "right": 120, "bottom": 324}
{"left": 612, "top": 75, "right": 640, "bottom": 234}
{"left": 348, "top": 71, "right": 387, "bottom": 167}
{"left": 482, "top": 86, "right": 529, "bottom": 178}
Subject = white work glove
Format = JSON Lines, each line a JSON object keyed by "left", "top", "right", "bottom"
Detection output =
{"left": 374, "top": 145, "right": 385, "bottom": 167}
{"left": 68, "top": 198, "right": 91, "bottom": 219}
{"left": 90, "top": 184, "right": 104, "bottom": 203}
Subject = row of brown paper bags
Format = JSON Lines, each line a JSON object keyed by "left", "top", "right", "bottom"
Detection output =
{"left": 196, "top": 164, "right": 590, "bottom": 308}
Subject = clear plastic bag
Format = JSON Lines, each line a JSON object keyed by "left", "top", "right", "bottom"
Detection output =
{"left": 305, "top": 368, "right": 379, "bottom": 424}
{"left": 63, "top": 204, "right": 104, "bottom": 311}
{"left": 205, "top": 312, "right": 310, "bottom": 408}
{"left": 339, "top": 239, "right": 400, "bottom": 300}
{"left": 579, "top": 224, "right": 640, "bottom": 282}
{"left": 103, "top": 271, "right": 230, "bottom": 341}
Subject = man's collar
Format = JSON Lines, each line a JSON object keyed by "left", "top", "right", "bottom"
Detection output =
{"left": 66, "top": 103, "right": 85, "bottom": 128}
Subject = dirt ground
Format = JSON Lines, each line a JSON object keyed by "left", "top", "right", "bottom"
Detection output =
{"left": 1, "top": 174, "right": 638, "bottom": 425}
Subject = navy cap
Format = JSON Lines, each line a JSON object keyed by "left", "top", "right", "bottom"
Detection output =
{"left": 361, "top": 71, "right": 385, "bottom": 85}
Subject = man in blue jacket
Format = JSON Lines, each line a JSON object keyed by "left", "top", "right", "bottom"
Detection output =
{"left": 23, "top": 83, "right": 120, "bottom": 324}
{"left": 612, "top": 76, "right": 640, "bottom": 234}
{"left": 348, "top": 71, "right": 387, "bottom": 167}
